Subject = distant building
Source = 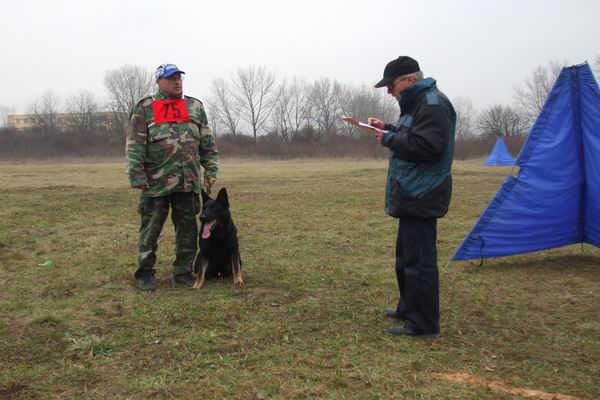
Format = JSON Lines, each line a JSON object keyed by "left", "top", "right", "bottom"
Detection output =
{"left": 7, "top": 112, "right": 115, "bottom": 131}
{"left": 7, "top": 114, "right": 35, "bottom": 129}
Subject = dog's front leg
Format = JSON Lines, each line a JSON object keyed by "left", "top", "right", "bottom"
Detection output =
{"left": 193, "top": 257, "right": 209, "bottom": 290}
{"left": 232, "top": 256, "right": 244, "bottom": 286}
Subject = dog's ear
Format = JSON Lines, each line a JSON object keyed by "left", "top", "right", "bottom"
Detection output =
{"left": 201, "top": 189, "right": 212, "bottom": 203}
{"left": 216, "top": 188, "right": 229, "bottom": 208}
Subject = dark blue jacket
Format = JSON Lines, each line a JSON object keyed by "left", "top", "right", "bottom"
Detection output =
{"left": 381, "top": 77, "right": 456, "bottom": 218}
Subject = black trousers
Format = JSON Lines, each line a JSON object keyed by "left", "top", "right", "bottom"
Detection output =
{"left": 394, "top": 217, "right": 440, "bottom": 334}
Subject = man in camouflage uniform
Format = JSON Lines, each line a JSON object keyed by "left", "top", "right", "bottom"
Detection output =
{"left": 126, "top": 63, "right": 218, "bottom": 291}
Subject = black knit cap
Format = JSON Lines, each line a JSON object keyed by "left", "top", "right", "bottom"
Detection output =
{"left": 374, "top": 56, "right": 420, "bottom": 88}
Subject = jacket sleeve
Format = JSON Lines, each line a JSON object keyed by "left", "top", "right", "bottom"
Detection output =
{"left": 198, "top": 107, "right": 219, "bottom": 178}
{"left": 384, "top": 122, "right": 398, "bottom": 132}
{"left": 125, "top": 102, "right": 149, "bottom": 187}
{"left": 382, "top": 103, "right": 452, "bottom": 161}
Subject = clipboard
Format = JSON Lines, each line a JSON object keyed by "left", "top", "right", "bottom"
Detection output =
{"left": 341, "top": 116, "right": 384, "bottom": 134}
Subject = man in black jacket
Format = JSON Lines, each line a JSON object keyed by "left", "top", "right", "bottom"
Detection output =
{"left": 368, "top": 56, "right": 456, "bottom": 337}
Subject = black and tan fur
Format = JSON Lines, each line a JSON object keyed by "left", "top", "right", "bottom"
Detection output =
{"left": 193, "top": 188, "right": 243, "bottom": 289}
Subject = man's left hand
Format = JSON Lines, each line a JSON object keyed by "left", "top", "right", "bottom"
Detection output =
{"left": 203, "top": 177, "right": 217, "bottom": 194}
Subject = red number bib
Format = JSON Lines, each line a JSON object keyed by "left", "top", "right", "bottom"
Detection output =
{"left": 152, "top": 99, "right": 190, "bottom": 124}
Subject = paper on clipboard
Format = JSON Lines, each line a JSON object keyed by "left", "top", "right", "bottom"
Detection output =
{"left": 341, "top": 116, "right": 384, "bottom": 134}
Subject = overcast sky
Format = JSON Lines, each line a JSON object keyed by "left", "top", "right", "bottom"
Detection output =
{"left": 2, "top": 0, "right": 599, "bottom": 114}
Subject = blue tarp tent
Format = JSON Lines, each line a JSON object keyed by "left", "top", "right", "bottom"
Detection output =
{"left": 453, "top": 63, "right": 600, "bottom": 261}
{"left": 483, "top": 137, "right": 514, "bottom": 166}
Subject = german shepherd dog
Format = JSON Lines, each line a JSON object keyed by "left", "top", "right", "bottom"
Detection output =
{"left": 193, "top": 188, "right": 243, "bottom": 289}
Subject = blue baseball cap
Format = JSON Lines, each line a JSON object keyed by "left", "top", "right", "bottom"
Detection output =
{"left": 155, "top": 64, "right": 186, "bottom": 79}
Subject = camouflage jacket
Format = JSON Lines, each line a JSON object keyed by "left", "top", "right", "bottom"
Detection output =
{"left": 126, "top": 90, "right": 218, "bottom": 197}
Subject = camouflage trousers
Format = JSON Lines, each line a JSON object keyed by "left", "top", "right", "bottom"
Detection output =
{"left": 134, "top": 192, "right": 200, "bottom": 278}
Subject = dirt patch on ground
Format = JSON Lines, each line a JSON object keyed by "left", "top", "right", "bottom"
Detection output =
{"left": 0, "top": 383, "right": 29, "bottom": 398}
{"left": 434, "top": 372, "right": 581, "bottom": 400}
{"left": 250, "top": 287, "right": 290, "bottom": 297}
{"left": 249, "top": 287, "right": 306, "bottom": 306}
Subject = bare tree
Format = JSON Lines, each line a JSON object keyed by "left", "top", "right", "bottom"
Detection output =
{"left": 204, "top": 101, "right": 220, "bottom": 137}
{"left": 453, "top": 96, "right": 478, "bottom": 141}
{"left": 64, "top": 90, "right": 99, "bottom": 133}
{"left": 477, "top": 104, "right": 528, "bottom": 138}
{"left": 373, "top": 89, "right": 398, "bottom": 123}
{"left": 309, "top": 78, "right": 343, "bottom": 136}
{"left": 103, "top": 64, "right": 154, "bottom": 137}
{"left": 271, "top": 80, "right": 293, "bottom": 142}
{"left": 271, "top": 78, "right": 311, "bottom": 142}
{"left": 334, "top": 83, "right": 356, "bottom": 136}
{"left": 231, "top": 65, "right": 277, "bottom": 143}
{"left": 593, "top": 55, "right": 600, "bottom": 80}
{"left": 337, "top": 84, "right": 397, "bottom": 136}
{"left": 29, "top": 89, "right": 61, "bottom": 131}
{"left": 513, "top": 60, "right": 564, "bottom": 127}
{"left": 209, "top": 78, "right": 241, "bottom": 136}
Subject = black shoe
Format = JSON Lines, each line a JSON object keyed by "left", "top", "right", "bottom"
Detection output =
{"left": 136, "top": 273, "right": 156, "bottom": 292}
{"left": 386, "top": 325, "right": 439, "bottom": 337}
{"left": 172, "top": 273, "right": 195, "bottom": 288}
{"left": 384, "top": 307, "right": 406, "bottom": 320}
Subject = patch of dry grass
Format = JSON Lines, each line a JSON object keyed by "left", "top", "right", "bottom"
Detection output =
{"left": 0, "top": 159, "right": 598, "bottom": 399}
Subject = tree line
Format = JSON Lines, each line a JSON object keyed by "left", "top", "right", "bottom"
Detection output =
{"left": 2, "top": 56, "right": 599, "bottom": 143}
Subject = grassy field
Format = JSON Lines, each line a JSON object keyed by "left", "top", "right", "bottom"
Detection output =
{"left": 1, "top": 159, "right": 599, "bottom": 399}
